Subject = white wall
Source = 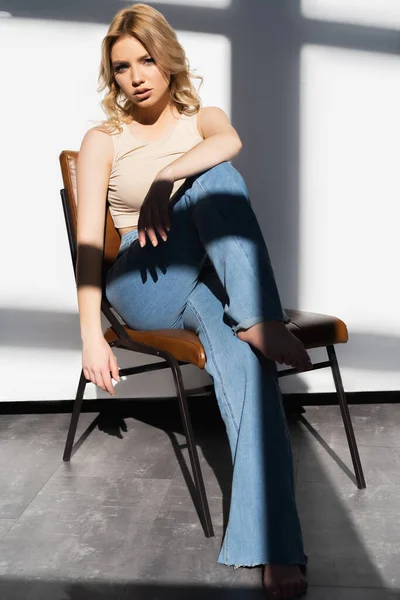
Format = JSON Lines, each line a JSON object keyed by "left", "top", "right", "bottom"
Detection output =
{"left": 297, "top": 44, "right": 400, "bottom": 393}
{"left": 0, "top": 1, "right": 399, "bottom": 402}
{"left": 0, "top": 16, "right": 229, "bottom": 401}
{"left": 302, "top": 0, "right": 400, "bottom": 30}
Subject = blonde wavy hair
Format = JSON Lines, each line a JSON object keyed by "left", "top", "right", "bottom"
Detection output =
{"left": 96, "top": 3, "right": 203, "bottom": 134}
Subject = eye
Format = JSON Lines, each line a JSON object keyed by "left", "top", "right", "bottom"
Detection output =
{"left": 114, "top": 64, "right": 127, "bottom": 74}
{"left": 144, "top": 58, "right": 155, "bottom": 64}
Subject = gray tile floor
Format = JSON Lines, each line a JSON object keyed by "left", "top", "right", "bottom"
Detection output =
{"left": 0, "top": 398, "right": 399, "bottom": 599}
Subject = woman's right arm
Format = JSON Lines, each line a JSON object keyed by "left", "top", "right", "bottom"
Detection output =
{"left": 76, "top": 127, "right": 119, "bottom": 396}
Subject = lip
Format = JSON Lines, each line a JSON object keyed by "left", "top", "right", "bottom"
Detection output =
{"left": 134, "top": 88, "right": 152, "bottom": 97}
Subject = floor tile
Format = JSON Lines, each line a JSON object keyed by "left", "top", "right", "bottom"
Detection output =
{"left": 62, "top": 416, "right": 186, "bottom": 479}
{"left": 296, "top": 480, "right": 400, "bottom": 588}
{"left": 297, "top": 437, "right": 400, "bottom": 487}
{"left": 297, "top": 405, "right": 400, "bottom": 448}
{"left": 0, "top": 519, "right": 15, "bottom": 541}
{"left": 3, "top": 477, "right": 171, "bottom": 540}
{"left": 127, "top": 515, "right": 261, "bottom": 587}
{"left": 35, "top": 470, "right": 172, "bottom": 510}
{"left": 0, "top": 439, "right": 64, "bottom": 518}
{"left": 0, "top": 523, "right": 153, "bottom": 582}
{"left": 0, "top": 412, "right": 96, "bottom": 443}
{"left": 1, "top": 404, "right": 399, "bottom": 596}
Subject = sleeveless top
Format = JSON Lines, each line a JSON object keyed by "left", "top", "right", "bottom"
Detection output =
{"left": 107, "top": 112, "right": 204, "bottom": 229}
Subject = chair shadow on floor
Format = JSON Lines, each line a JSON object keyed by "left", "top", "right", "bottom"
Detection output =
{"left": 72, "top": 393, "right": 394, "bottom": 593}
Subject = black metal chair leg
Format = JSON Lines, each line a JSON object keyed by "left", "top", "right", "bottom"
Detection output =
{"left": 168, "top": 356, "right": 215, "bottom": 538}
{"left": 63, "top": 370, "right": 87, "bottom": 462}
{"left": 327, "top": 345, "right": 366, "bottom": 489}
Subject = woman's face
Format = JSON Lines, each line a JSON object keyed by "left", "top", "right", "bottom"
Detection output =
{"left": 111, "top": 36, "right": 170, "bottom": 108}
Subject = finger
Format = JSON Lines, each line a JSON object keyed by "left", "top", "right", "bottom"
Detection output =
{"left": 95, "top": 368, "right": 115, "bottom": 397}
{"left": 101, "top": 369, "right": 117, "bottom": 397}
{"left": 139, "top": 208, "right": 153, "bottom": 247}
{"left": 155, "top": 214, "right": 168, "bottom": 241}
{"left": 87, "top": 369, "right": 98, "bottom": 387}
{"left": 137, "top": 217, "right": 147, "bottom": 248}
{"left": 298, "top": 352, "right": 312, "bottom": 372}
{"left": 166, "top": 202, "right": 172, "bottom": 231}
{"left": 91, "top": 369, "right": 107, "bottom": 393}
{"left": 158, "top": 229, "right": 168, "bottom": 243}
{"left": 284, "top": 352, "right": 293, "bottom": 368}
{"left": 290, "top": 353, "right": 303, "bottom": 371}
{"left": 83, "top": 368, "right": 91, "bottom": 382}
{"left": 147, "top": 206, "right": 161, "bottom": 246}
{"left": 159, "top": 203, "right": 171, "bottom": 234}
{"left": 149, "top": 203, "right": 167, "bottom": 241}
{"left": 146, "top": 223, "right": 158, "bottom": 247}
{"left": 110, "top": 354, "right": 120, "bottom": 382}
{"left": 155, "top": 214, "right": 168, "bottom": 242}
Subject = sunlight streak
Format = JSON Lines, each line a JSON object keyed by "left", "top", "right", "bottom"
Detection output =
{"left": 302, "top": 0, "right": 400, "bottom": 31}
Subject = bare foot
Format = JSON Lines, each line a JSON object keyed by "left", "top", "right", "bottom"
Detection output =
{"left": 262, "top": 564, "right": 308, "bottom": 599}
{"left": 237, "top": 320, "right": 313, "bottom": 372}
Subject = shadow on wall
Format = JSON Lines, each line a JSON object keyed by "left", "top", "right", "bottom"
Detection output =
{"left": 3, "top": 0, "right": 398, "bottom": 302}
{"left": 3, "top": 0, "right": 397, "bottom": 394}
{"left": 1, "top": 306, "right": 399, "bottom": 372}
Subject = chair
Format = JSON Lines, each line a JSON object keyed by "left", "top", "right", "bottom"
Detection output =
{"left": 59, "top": 150, "right": 366, "bottom": 539}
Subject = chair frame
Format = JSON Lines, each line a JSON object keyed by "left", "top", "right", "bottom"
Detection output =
{"left": 60, "top": 183, "right": 365, "bottom": 541}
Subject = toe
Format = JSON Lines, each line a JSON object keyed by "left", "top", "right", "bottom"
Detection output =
{"left": 294, "top": 581, "right": 303, "bottom": 597}
{"left": 299, "top": 354, "right": 312, "bottom": 372}
{"left": 264, "top": 583, "right": 281, "bottom": 600}
{"left": 281, "top": 581, "right": 296, "bottom": 599}
{"left": 297, "top": 579, "right": 308, "bottom": 596}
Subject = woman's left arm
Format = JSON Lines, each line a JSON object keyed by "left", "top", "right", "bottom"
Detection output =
{"left": 155, "top": 106, "right": 242, "bottom": 183}
{"left": 138, "top": 108, "right": 242, "bottom": 248}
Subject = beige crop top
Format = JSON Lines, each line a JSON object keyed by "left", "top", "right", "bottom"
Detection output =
{"left": 107, "top": 112, "right": 204, "bottom": 229}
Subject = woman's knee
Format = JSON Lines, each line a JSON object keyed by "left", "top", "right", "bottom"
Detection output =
{"left": 194, "top": 161, "right": 250, "bottom": 200}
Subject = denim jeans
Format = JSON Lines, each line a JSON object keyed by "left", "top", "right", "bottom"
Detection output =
{"left": 105, "top": 161, "right": 308, "bottom": 570}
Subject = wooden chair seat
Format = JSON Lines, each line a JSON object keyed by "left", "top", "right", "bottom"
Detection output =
{"left": 285, "top": 309, "right": 348, "bottom": 349}
{"left": 104, "top": 327, "right": 207, "bottom": 368}
{"left": 104, "top": 309, "right": 348, "bottom": 369}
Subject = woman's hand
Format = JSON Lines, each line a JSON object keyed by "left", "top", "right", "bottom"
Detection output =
{"left": 137, "top": 169, "right": 174, "bottom": 248}
{"left": 82, "top": 335, "right": 120, "bottom": 397}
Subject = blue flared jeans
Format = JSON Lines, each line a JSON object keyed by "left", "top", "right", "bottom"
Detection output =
{"left": 105, "top": 161, "right": 308, "bottom": 570}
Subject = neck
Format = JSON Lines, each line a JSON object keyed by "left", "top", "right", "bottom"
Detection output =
{"left": 131, "top": 91, "right": 176, "bottom": 126}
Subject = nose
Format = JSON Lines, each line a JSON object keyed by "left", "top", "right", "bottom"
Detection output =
{"left": 131, "top": 66, "right": 144, "bottom": 87}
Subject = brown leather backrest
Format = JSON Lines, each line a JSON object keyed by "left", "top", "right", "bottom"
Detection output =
{"left": 59, "top": 150, "right": 121, "bottom": 273}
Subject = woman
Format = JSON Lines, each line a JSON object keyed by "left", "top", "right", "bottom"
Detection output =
{"left": 76, "top": 3, "right": 311, "bottom": 598}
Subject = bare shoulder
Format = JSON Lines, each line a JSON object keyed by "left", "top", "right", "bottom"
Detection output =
{"left": 196, "top": 106, "right": 237, "bottom": 140}
{"left": 86, "top": 122, "right": 116, "bottom": 141}
{"left": 79, "top": 123, "right": 115, "bottom": 167}
{"left": 198, "top": 106, "right": 230, "bottom": 121}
